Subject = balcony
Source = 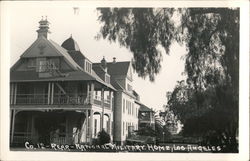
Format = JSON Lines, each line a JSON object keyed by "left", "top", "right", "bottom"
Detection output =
{"left": 11, "top": 93, "right": 111, "bottom": 108}
{"left": 93, "top": 95, "right": 111, "bottom": 109}
{"left": 12, "top": 94, "right": 88, "bottom": 105}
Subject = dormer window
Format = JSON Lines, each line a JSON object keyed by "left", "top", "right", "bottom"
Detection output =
{"left": 37, "top": 58, "right": 59, "bottom": 73}
{"left": 127, "top": 83, "right": 132, "bottom": 91}
{"left": 105, "top": 74, "right": 110, "bottom": 84}
{"left": 85, "top": 60, "right": 92, "bottom": 74}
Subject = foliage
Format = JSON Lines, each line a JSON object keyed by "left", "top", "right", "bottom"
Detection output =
{"left": 97, "top": 8, "right": 175, "bottom": 81}
{"left": 97, "top": 129, "right": 111, "bottom": 145}
{"left": 97, "top": 8, "right": 239, "bottom": 152}
{"left": 137, "top": 124, "right": 156, "bottom": 137}
{"left": 167, "top": 80, "right": 238, "bottom": 152}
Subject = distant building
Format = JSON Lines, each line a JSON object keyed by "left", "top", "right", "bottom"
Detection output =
{"left": 10, "top": 18, "right": 150, "bottom": 146}
{"left": 136, "top": 101, "right": 155, "bottom": 130}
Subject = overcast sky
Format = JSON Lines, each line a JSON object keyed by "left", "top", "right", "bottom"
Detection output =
{"left": 7, "top": 2, "right": 186, "bottom": 111}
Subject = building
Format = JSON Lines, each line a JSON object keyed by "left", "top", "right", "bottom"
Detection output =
{"left": 10, "top": 18, "right": 115, "bottom": 146}
{"left": 93, "top": 60, "right": 139, "bottom": 145}
{"left": 137, "top": 102, "right": 155, "bottom": 130}
{"left": 10, "top": 18, "right": 150, "bottom": 147}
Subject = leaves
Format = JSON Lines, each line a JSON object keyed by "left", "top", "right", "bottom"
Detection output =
{"left": 97, "top": 8, "right": 239, "bottom": 151}
{"left": 97, "top": 8, "right": 175, "bottom": 81}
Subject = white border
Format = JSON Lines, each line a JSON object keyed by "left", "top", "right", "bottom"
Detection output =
{"left": 1, "top": 1, "right": 249, "bottom": 161}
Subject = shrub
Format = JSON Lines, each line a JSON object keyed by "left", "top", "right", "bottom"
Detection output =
{"left": 97, "top": 130, "right": 110, "bottom": 145}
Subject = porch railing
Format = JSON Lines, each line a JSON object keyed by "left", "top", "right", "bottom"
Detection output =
{"left": 12, "top": 94, "right": 89, "bottom": 105}
{"left": 12, "top": 94, "right": 111, "bottom": 108}
{"left": 15, "top": 94, "right": 47, "bottom": 105}
{"left": 53, "top": 94, "right": 89, "bottom": 105}
{"left": 11, "top": 132, "right": 32, "bottom": 144}
{"left": 93, "top": 95, "right": 111, "bottom": 109}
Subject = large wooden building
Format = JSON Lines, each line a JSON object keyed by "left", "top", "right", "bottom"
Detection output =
{"left": 10, "top": 18, "right": 151, "bottom": 146}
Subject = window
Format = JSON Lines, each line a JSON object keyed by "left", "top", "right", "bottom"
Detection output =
{"left": 105, "top": 75, "right": 110, "bottom": 84}
{"left": 123, "top": 99, "right": 125, "bottom": 113}
{"left": 38, "top": 60, "right": 47, "bottom": 72}
{"left": 85, "top": 61, "right": 92, "bottom": 73}
{"left": 130, "top": 102, "right": 132, "bottom": 115}
{"left": 94, "top": 119, "right": 97, "bottom": 137}
{"left": 127, "top": 84, "right": 132, "bottom": 91}
{"left": 132, "top": 103, "right": 134, "bottom": 116}
{"left": 126, "top": 100, "right": 128, "bottom": 114}
{"left": 123, "top": 122, "right": 125, "bottom": 135}
{"left": 37, "top": 58, "right": 58, "bottom": 72}
{"left": 27, "top": 58, "right": 36, "bottom": 68}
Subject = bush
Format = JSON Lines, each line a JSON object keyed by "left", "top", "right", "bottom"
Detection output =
{"left": 97, "top": 130, "right": 111, "bottom": 145}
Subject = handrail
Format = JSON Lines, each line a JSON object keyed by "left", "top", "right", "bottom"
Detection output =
{"left": 11, "top": 93, "right": 111, "bottom": 106}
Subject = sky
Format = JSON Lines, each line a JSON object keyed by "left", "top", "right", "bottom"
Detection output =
{"left": 7, "top": 2, "right": 186, "bottom": 112}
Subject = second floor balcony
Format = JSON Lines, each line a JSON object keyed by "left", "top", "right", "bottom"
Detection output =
{"left": 10, "top": 81, "right": 113, "bottom": 109}
{"left": 11, "top": 93, "right": 111, "bottom": 109}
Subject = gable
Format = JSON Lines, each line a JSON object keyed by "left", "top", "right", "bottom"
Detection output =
{"left": 18, "top": 37, "right": 82, "bottom": 71}
{"left": 127, "top": 63, "right": 133, "bottom": 81}
{"left": 21, "top": 36, "right": 62, "bottom": 58}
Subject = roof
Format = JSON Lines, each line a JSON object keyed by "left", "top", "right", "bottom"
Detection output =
{"left": 136, "top": 101, "right": 154, "bottom": 112}
{"left": 10, "top": 70, "right": 116, "bottom": 90}
{"left": 10, "top": 71, "right": 96, "bottom": 82}
{"left": 67, "top": 50, "right": 87, "bottom": 69}
{"left": 93, "top": 61, "right": 130, "bottom": 76}
{"left": 49, "top": 39, "right": 83, "bottom": 70}
{"left": 92, "top": 64, "right": 106, "bottom": 78}
{"left": 61, "top": 36, "right": 80, "bottom": 51}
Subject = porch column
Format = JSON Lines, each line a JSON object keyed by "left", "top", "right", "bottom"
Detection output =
{"left": 51, "top": 82, "right": 54, "bottom": 104}
{"left": 109, "top": 91, "right": 112, "bottom": 110}
{"left": 13, "top": 83, "right": 17, "bottom": 105}
{"left": 90, "top": 83, "right": 94, "bottom": 104}
{"left": 30, "top": 114, "right": 34, "bottom": 142}
{"left": 10, "top": 109, "right": 16, "bottom": 143}
{"left": 85, "top": 109, "right": 89, "bottom": 143}
{"left": 100, "top": 88, "right": 104, "bottom": 130}
{"left": 108, "top": 114, "right": 112, "bottom": 137}
{"left": 89, "top": 109, "right": 93, "bottom": 144}
{"left": 10, "top": 83, "right": 14, "bottom": 105}
{"left": 87, "top": 83, "right": 90, "bottom": 104}
{"left": 47, "top": 82, "right": 51, "bottom": 104}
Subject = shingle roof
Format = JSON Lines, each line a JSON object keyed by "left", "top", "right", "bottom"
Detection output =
{"left": 136, "top": 101, "right": 153, "bottom": 112}
{"left": 93, "top": 61, "right": 130, "bottom": 76}
{"left": 49, "top": 40, "right": 83, "bottom": 70}
{"left": 10, "top": 70, "right": 116, "bottom": 90}
{"left": 10, "top": 71, "right": 96, "bottom": 82}
{"left": 61, "top": 36, "right": 80, "bottom": 51}
{"left": 67, "top": 50, "right": 86, "bottom": 69}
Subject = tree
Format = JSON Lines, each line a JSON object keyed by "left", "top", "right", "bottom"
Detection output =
{"left": 97, "top": 8, "right": 175, "bottom": 81}
{"left": 97, "top": 8, "right": 239, "bottom": 152}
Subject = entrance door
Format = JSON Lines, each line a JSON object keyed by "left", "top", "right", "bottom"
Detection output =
{"left": 34, "top": 113, "right": 66, "bottom": 144}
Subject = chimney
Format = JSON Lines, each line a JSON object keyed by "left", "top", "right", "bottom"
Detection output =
{"left": 113, "top": 57, "right": 116, "bottom": 64}
{"left": 101, "top": 56, "right": 107, "bottom": 72}
{"left": 37, "top": 16, "right": 51, "bottom": 39}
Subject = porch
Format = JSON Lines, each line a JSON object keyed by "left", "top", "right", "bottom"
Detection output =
{"left": 10, "top": 81, "right": 113, "bottom": 109}
{"left": 10, "top": 110, "right": 113, "bottom": 146}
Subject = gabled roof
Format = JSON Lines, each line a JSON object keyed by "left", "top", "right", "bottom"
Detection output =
{"left": 19, "top": 36, "right": 82, "bottom": 71}
{"left": 93, "top": 61, "right": 130, "bottom": 76}
{"left": 67, "top": 50, "right": 87, "bottom": 69}
{"left": 10, "top": 70, "right": 95, "bottom": 82}
{"left": 10, "top": 70, "right": 116, "bottom": 90}
{"left": 136, "top": 101, "right": 154, "bottom": 112}
{"left": 49, "top": 40, "right": 83, "bottom": 70}
{"left": 92, "top": 64, "right": 106, "bottom": 77}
